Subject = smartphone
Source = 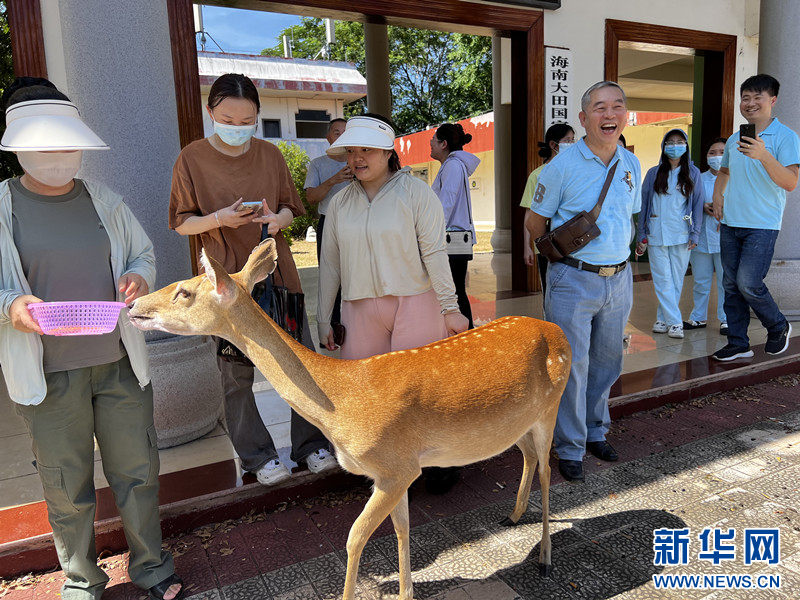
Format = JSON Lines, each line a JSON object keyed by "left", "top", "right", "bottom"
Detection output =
{"left": 739, "top": 123, "right": 756, "bottom": 141}
{"left": 237, "top": 201, "right": 263, "bottom": 214}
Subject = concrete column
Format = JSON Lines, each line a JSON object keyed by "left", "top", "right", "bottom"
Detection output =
{"left": 41, "top": 0, "right": 223, "bottom": 446}
{"left": 364, "top": 23, "right": 392, "bottom": 117}
{"left": 491, "top": 36, "right": 512, "bottom": 253}
{"left": 758, "top": 0, "right": 800, "bottom": 317}
{"left": 42, "top": 0, "right": 191, "bottom": 290}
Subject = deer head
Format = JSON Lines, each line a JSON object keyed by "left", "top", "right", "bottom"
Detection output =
{"left": 128, "top": 238, "right": 277, "bottom": 337}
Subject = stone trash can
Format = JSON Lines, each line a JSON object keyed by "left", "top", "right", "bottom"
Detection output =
{"left": 147, "top": 334, "right": 224, "bottom": 449}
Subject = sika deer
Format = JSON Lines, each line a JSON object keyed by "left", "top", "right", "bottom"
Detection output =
{"left": 128, "top": 239, "right": 571, "bottom": 600}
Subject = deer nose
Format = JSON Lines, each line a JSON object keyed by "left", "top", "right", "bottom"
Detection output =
{"left": 126, "top": 299, "right": 136, "bottom": 311}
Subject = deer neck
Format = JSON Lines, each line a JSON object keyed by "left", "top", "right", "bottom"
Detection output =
{"left": 224, "top": 298, "right": 335, "bottom": 423}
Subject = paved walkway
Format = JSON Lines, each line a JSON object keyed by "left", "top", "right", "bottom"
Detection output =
{"left": 2, "top": 374, "right": 800, "bottom": 599}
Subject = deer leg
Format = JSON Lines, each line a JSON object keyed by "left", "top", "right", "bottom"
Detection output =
{"left": 342, "top": 477, "right": 416, "bottom": 600}
{"left": 532, "top": 422, "right": 554, "bottom": 576}
{"left": 500, "top": 429, "right": 538, "bottom": 526}
{"left": 538, "top": 451, "right": 552, "bottom": 576}
{"left": 389, "top": 491, "right": 413, "bottom": 600}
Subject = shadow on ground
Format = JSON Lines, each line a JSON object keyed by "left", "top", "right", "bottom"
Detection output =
{"left": 364, "top": 508, "right": 683, "bottom": 600}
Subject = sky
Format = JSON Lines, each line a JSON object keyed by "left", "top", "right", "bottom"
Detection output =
{"left": 195, "top": 5, "right": 303, "bottom": 55}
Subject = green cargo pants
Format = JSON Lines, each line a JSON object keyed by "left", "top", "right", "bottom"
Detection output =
{"left": 16, "top": 356, "right": 174, "bottom": 599}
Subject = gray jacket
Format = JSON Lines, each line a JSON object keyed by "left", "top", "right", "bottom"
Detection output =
{"left": 0, "top": 179, "right": 155, "bottom": 405}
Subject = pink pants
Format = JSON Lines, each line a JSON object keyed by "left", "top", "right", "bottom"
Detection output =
{"left": 340, "top": 289, "right": 448, "bottom": 360}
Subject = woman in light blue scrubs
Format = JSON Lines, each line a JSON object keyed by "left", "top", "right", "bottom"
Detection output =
{"left": 686, "top": 138, "right": 728, "bottom": 334}
{"left": 636, "top": 128, "right": 704, "bottom": 339}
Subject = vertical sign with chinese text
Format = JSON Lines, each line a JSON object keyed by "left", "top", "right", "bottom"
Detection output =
{"left": 545, "top": 47, "right": 573, "bottom": 129}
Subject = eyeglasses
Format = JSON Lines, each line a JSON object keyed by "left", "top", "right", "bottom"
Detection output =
{"left": 664, "top": 141, "right": 687, "bottom": 147}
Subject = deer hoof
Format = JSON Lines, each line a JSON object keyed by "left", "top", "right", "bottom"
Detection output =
{"left": 539, "top": 562, "right": 552, "bottom": 577}
{"left": 499, "top": 517, "right": 516, "bottom": 527}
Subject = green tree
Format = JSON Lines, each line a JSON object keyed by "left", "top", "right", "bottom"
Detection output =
{"left": 263, "top": 18, "right": 492, "bottom": 134}
{"left": 275, "top": 140, "right": 313, "bottom": 242}
{"left": 0, "top": 3, "right": 22, "bottom": 180}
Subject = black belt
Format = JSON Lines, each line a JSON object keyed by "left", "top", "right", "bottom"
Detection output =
{"left": 560, "top": 256, "right": 627, "bottom": 276}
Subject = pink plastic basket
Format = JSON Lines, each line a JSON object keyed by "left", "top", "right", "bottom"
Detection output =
{"left": 28, "top": 301, "right": 127, "bottom": 336}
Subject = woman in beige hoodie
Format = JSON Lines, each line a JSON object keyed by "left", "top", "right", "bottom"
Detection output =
{"left": 317, "top": 114, "right": 468, "bottom": 358}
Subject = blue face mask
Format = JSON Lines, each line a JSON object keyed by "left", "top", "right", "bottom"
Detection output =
{"left": 664, "top": 144, "right": 687, "bottom": 159}
{"left": 213, "top": 120, "right": 257, "bottom": 147}
{"left": 707, "top": 156, "right": 723, "bottom": 171}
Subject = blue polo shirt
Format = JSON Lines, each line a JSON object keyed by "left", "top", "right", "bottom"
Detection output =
{"left": 721, "top": 117, "right": 800, "bottom": 230}
{"left": 532, "top": 139, "right": 641, "bottom": 265}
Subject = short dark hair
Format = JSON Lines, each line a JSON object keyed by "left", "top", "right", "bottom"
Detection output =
{"left": 328, "top": 118, "right": 347, "bottom": 131}
{"left": 707, "top": 137, "right": 727, "bottom": 150}
{"left": 1, "top": 78, "right": 70, "bottom": 129}
{"left": 2, "top": 77, "right": 69, "bottom": 111}
{"left": 208, "top": 73, "right": 260, "bottom": 112}
{"left": 538, "top": 123, "right": 575, "bottom": 159}
{"left": 618, "top": 133, "right": 627, "bottom": 149}
{"left": 434, "top": 123, "right": 472, "bottom": 153}
{"left": 741, "top": 74, "right": 780, "bottom": 97}
{"left": 363, "top": 112, "right": 401, "bottom": 172}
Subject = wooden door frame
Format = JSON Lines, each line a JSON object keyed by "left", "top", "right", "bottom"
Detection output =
{"left": 604, "top": 19, "right": 737, "bottom": 137}
{"left": 6, "top": 0, "right": 48, "bottom": 78}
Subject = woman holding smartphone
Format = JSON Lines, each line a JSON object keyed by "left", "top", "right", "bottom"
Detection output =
{"left": 169, "top": 73, "right": 335, "bottom": 486}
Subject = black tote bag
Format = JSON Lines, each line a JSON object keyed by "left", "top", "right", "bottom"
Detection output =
{"left": 217, "top": 228, "right": 305, "bottom": 365}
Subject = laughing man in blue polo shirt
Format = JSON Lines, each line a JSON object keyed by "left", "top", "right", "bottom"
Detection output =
{"left": 529, "top": 81, "right": 641, "bottom": 482}
{"left": 711, "top": 74, "right": 800, "bottom": 361}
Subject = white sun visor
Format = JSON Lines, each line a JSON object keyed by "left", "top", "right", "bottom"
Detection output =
{"left": 0, "top": 99, "right": 109, "bottom": 151}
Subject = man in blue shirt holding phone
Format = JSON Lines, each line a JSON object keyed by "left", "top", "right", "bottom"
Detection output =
{"left": 712, "top": 74, "right": 800, "bottom": 361}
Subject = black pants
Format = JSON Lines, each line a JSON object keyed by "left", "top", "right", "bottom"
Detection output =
{"left": 448, "top": 254, "right": 473, "bottom": 329}
{"left": 316, "top": 214, "right": 342, "bottom": 325}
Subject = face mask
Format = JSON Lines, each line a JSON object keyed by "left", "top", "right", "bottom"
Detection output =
{"left": 664, "top": 144, "right": 687, "bottom": 159}
{"left": 707, "top": 156, "right": 723, "bottom": 171}
{"left": 17, "top": 151, "right": 83, "bottom": 187}
{"left": 212, "top": 120, "right": 257, "bottom": 147}
{"left": 558, "top": 142, "right": 575, "bottom": 153}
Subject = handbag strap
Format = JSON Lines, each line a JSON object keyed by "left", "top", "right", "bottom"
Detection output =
{"left": 588, "top": 159, "right": 620, "bottom": 222}
{"left": 261, "top": 226, "right": 285, "bottom": 281}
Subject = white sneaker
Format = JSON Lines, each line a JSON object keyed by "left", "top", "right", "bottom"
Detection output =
{"left": 652, "top": 320, "right": 668, "bottom": 334}
{"left": 254, "top": 459, "right": 291, "bottom": 486}
{"left": 667, "top": 324, "right": 684, "bottom": 339}
{"left": 305, "top": 448, "right": 338, "bottom": 474}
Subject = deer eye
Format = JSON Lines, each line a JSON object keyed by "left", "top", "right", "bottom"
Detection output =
{"left": 172, "top": 287, "right": 192, "bottom": 303}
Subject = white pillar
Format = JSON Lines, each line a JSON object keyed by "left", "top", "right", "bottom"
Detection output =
{"left": 491, "top": 36, "right": 512, "bottom": 253}
{"left": 759, "top": 0, "right": 800, "bottom": 317}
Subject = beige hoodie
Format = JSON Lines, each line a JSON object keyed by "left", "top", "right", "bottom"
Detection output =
{"left": 318, "top": 168, "right": 459, "bottom": 339}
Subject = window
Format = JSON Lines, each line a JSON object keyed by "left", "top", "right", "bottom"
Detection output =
{"left": 295, "top": 109, "right": 330, "bottom": 139}
{"left": 262, "top": 119, "right": 281, "bottom": 138}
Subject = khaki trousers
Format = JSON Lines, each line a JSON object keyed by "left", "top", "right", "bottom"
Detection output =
{"left": 16, "top": 356, "right": 174, "bottom": 599}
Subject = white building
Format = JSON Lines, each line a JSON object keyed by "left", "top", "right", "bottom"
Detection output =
{"left": 197, "top": 51, "right": 366, "bottom": 159}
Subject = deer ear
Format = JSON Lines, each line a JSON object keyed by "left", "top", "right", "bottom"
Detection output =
{"left": 239, "top": 238, "right": 278, "bottom": 293}
{"left": 200, "top": 249, "right": 238, "bottom": 301}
